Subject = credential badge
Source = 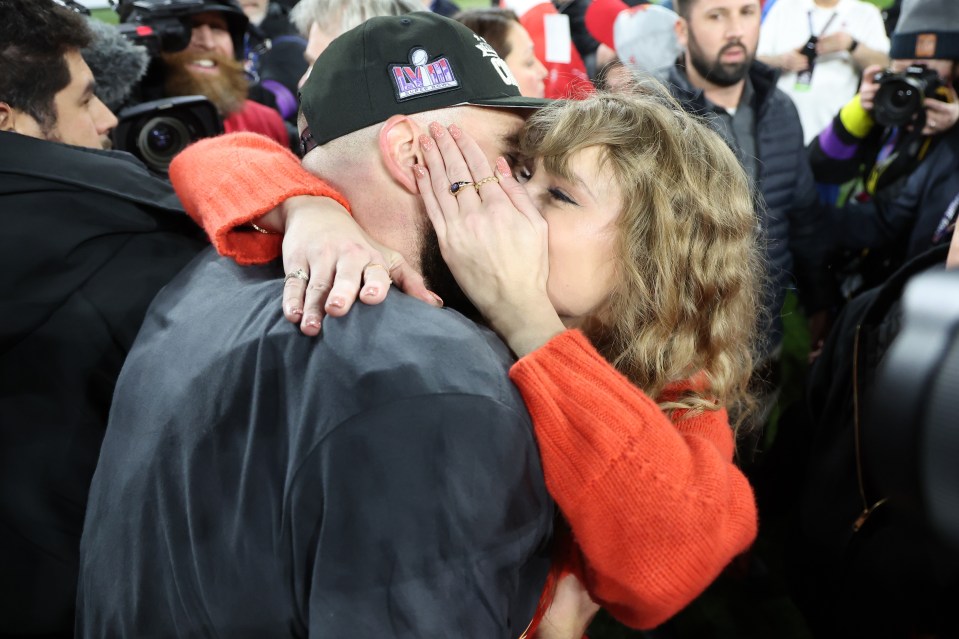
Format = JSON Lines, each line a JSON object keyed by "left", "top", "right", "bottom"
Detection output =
{"left": 390, "top": 48, "right": 459, "bottom": 101}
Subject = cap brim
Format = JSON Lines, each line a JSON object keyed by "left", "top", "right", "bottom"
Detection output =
{"left": 461, "top": 95, "right": 554, "bottom": 110}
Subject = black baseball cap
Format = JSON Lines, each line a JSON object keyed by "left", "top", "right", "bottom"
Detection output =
{"left": 299, "top": 11, "right": 550, "bottom": 148}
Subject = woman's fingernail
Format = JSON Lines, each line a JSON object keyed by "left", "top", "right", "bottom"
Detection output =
{"left": 305, "top": 317, "right": 321, "bottom": 329}
{"left": 327, "top": 297, "right": 344, "bottom": 309}
{"left": 495, "top": 156, "right": 512, "bottom": 178}
{"left": 430, "top": 291, "right": 444, "bottom": 307}
{"left": 429, "top": 122, "right": 444, "bottom": 138}
{"left": 287, "top": 306, "right": 303, "bottom": 316}
{"left": 413, "top": 163, "right": 427, "bottom": 178}
{"left": 363, "top": 286, "right": 379, "bottom": 297}
{"left": 419, "top": 135, "right": 433, "bottom": 151}
{"left": 449, "top": 123, "right": 462, "bottom": 139}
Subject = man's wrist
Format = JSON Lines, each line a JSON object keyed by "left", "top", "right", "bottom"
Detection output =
{"left": 847, "top": 38, "right": 859, "bottom": 53}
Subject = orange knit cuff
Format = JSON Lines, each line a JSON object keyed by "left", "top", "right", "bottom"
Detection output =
{"left": 169, "top": 132, "right": 352, "bottom": 265}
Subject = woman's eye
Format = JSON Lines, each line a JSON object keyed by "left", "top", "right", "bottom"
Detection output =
{"left": 547, "top": 187, "right": 577, "bottom": 205}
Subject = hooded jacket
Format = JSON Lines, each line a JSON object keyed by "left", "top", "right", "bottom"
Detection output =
{"left": 0, "top": 132, "right": 205, "bottom": 636}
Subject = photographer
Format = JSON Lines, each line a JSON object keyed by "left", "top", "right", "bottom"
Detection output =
{"left": 809, "top": 0, "right": 958, "bottom": 293}
{"left": 123, "top": 0, "right": 289, "bottom": 147}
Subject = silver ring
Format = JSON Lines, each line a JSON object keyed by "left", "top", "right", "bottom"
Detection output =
{"left": 930, "top": 120, "right": 938, "bottom": 129}
{"left": 284, "top": 268, "right": 309, "bottom": 284}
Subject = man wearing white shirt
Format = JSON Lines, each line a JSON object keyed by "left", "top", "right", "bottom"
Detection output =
{"left": 758, "top": 0, "right": 890, "bottom": 143}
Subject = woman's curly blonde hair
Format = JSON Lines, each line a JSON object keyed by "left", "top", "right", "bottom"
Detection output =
{"left": 520, "top": 88, "right": 766, "bottom": 431}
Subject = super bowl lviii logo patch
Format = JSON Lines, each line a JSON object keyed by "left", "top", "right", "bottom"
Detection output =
{"left": 390, "top": 48, "right": 459, "bottom": 101}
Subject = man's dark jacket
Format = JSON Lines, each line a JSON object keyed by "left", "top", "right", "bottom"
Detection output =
{"left": 660, "top": 61, "right": 835, "bottom": 344}
{"left": 0, "top": 132, "right": 205, "bottom": 636}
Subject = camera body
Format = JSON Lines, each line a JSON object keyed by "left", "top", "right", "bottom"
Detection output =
{"left": 111, "top": 96, "right": 223, "bottom": 173}
{"left": 872, "top": 64, "right": 944, "bottom": 128}
{"left": 111, "top": 0, "right": 236, "bottom": 174}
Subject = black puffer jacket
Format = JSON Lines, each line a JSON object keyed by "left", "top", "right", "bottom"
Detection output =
{"left": 660, "top": 61, "right": 835, "bottom": 345}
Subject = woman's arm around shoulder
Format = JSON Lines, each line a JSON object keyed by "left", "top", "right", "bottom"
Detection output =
{"left": 168, "top": 132, "right": 349, "bottom": 265}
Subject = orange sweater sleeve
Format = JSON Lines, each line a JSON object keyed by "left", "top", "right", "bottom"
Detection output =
{"left": 509, "top": 330, "right": 758, "bottom": 630}
{"left": 168, "top": 132, "right": 351, "bottom": 265}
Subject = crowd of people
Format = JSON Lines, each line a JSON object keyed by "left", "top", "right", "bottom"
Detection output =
{"left": 1, "top": 0, "right": 958, "bottom": 637}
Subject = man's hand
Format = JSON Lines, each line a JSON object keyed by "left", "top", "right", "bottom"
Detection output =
{"left": 760, "top": 50, "right": 810, "bottom": 73}
{"left": 858, "top": 64, "right": 885, "bottom": 112}
{"left": 921, "top": 86, "right": 959, "bottom": 137}
{"left": 816, "top": 31, "right": 854, "bottom": 56}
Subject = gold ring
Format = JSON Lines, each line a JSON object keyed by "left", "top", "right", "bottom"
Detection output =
{"left": 449, "top": 180, "right": 474, "bottom": 197}
{"left": 473, "top": 175, "right": 500, "bottom": 191}
{"left": 284, "top": 268, "right": 309, "bottom": 284}
{"left": 364, "top": 263, "right": 393, "bottom": 283}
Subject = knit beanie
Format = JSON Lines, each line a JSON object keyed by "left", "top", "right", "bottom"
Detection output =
{"left": 889, "top": 0, "right": 959, "bottom": 61}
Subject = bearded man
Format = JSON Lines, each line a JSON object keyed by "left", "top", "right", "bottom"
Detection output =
{"left": 657, "top": 0, "right": 837, "bottom": 416}
{"left": 157, "top": 0, "right": 289, "bottom": 146}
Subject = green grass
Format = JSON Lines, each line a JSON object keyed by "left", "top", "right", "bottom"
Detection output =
{"left": 90, "top": 7, "right": 118, "bottom": 23}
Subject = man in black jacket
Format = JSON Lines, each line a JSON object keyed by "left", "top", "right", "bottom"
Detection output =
{"left": 658, "top": 0, "right": 836, "bottom": 365}
{"left": 0, "top": 2, "right": 206, "bottom": 634}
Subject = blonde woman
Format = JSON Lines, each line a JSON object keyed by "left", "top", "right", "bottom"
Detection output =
{"left": 170, "top": 90, "right": 763, "bottom": 636}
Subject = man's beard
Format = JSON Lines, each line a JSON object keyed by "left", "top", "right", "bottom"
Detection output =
{"left": 162, "top": 50, "right": 249, "bottom": 116}
{"left": 417, "top": 218, "right": 482, "bottom": 323}
{"left": 687, "top": 30, "right": 753, "bottom": 88}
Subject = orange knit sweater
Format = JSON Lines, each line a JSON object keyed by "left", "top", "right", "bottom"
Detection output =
{"left": 169, "top": 133, "right": 758, "bottom": 632}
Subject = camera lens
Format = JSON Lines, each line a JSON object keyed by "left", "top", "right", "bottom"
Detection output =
{"left": 147, "top": 123, "right": 178, "bottom": 153}
{"left": 136, "top": 116, "right": 191, "bottom": 173}
{"left": 873, "top": 77, "right": 924, "bottom": 128}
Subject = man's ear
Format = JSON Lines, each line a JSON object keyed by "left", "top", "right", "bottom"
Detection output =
{"left": 674, "top": 17, "right": 688, "bottom": 50}
{"left": 0, "top": 103, "right": 17, "bottom": 132}
{"left": 378, "top": 114, "right": 423, "bottom": 194}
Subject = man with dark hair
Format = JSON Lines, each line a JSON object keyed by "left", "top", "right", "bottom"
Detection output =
{"left": 0, "top": 1, "right": 206, "bottom": 634}
{"left": 76, "top": 12, "right": 553, "bottom": 638}
{"left": 0, "top": 0, "right": 116, "bottom": 148}
{"left": 659, "top": 0, "right": 835, "bottom": 408}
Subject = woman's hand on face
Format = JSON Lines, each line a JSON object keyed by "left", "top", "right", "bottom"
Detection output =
{"left": 275, "top": 195, "right": 440, "bottom": 336}
{"left": 921, "top": 86, "right": 959, "bottom": 136}
{"left": 413, "top": 122, "right": 565, "bottom": 356}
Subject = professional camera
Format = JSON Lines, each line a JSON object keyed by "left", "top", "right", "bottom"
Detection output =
{"left": 111, "top": 95, "right": 222, "bottom": 174}
{"left": 110, "top": 0, "right": 245, "bottom": 174}
{"left": 865, "top": 269, "right": 959, "bottom": 555}
{"left": 872, "top": 64, "right": 945, "bottom": 128}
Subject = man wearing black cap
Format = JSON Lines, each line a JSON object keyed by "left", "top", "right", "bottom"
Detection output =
{"left": 76, "top": 12, "right": 552, "bottom": 639}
